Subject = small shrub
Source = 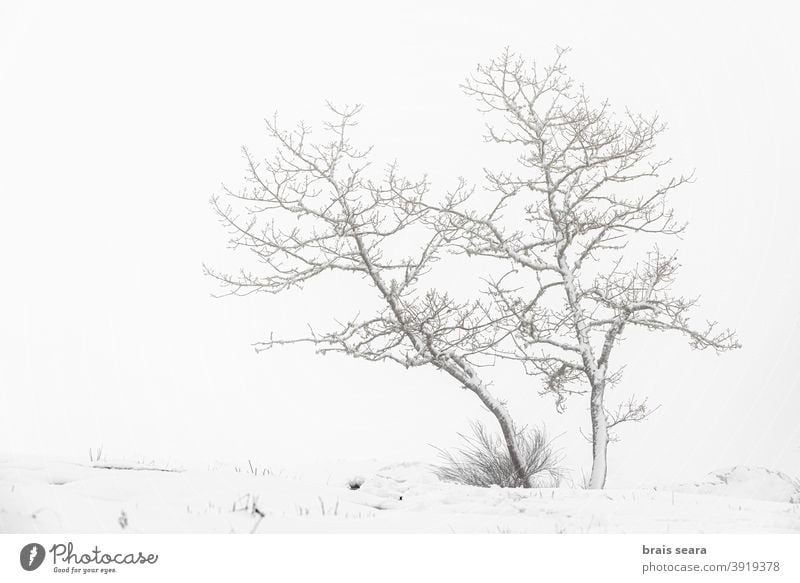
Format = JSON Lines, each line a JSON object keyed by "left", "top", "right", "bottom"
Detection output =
{"left": 347, "top": 476, "right": 365, "bottom": 490}
{"left": 434, "top": 421, "right": 562, "bottom": 488}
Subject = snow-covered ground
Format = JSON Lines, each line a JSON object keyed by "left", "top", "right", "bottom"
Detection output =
{"left": 1, "top": 456, "right": 798, "bottom": 534}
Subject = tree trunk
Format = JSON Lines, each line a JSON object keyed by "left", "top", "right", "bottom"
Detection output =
{"left": 469, "top": 384, "right": 534, "bottom": 488}
{"left": 587, "top": 383, "right": 608, "bottom": 489}
{"left": 496, "top": 414, "right": 534, "bottom": 488}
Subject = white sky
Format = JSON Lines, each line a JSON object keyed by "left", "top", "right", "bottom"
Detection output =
{"left": 1, "top": 1, "right": 799, "bottom": 487}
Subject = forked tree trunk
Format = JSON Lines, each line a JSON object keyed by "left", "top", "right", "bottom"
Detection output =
{"left": 587, "top": 383, "right": 609, "bottom": 489}
{"left": 559, "top": 260, "right": 610, "bottom": 488}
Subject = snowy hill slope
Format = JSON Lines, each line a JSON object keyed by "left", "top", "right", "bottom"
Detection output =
{"left": 669, "top": 466, "right": 800, "bottom": 504}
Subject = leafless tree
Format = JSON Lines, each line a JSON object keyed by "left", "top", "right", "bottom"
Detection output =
{"left": 205, "top": 104, "right": 536, "bottom": 486}
{"left": 435, "top": 48, "right": 740, "bottom": 489}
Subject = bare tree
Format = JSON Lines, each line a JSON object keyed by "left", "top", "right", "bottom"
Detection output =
{"left": 435, "top": 49, "right": 740, "bottom": 489}
{"left": 205, "top": 104, "right": 537, "bottom": 486}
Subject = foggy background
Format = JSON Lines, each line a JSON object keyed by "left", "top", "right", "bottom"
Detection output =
{"left": 1, "top": 0, "right": 798, "bottom": 487}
